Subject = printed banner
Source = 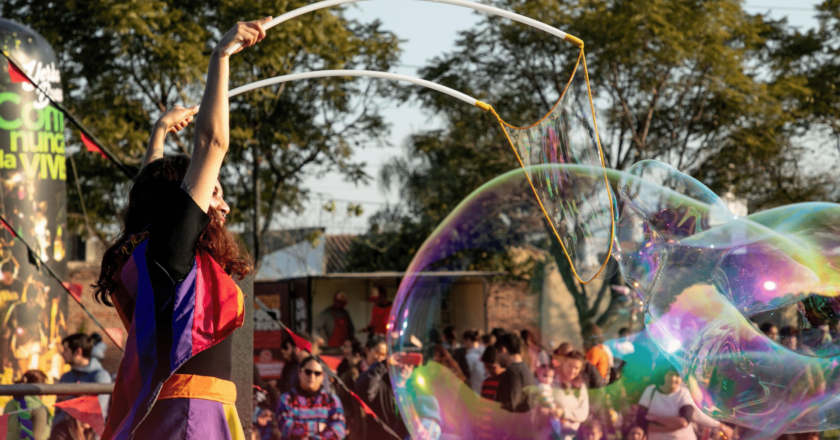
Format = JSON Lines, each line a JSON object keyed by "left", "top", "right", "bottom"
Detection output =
{"left": 0, "top": 18, "right": 68, "bottom": 384}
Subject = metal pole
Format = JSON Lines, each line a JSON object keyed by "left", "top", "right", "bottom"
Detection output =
{"left": 0, "top": 383, "right": 113, "bottom": 396}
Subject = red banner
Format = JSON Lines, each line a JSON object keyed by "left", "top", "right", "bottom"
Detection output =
{"left": 62, "top": 282, "right": 83, "bottom": 302}
{"left": 285, "top": 328, "right": 312, "bottom": 353}
{"left": 6, "top": 61, "right": 30, "bottom": 85}
{"left": 80, "top": 133, "right": 107, "bottom": 159}
{"left": 54, "top": 396, "right": 105, "bottom": 436}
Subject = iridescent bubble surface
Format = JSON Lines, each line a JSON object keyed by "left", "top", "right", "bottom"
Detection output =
{"left": 501, "top": 53, "right": 614, "bottom": 283}
{"left": 388, "top": 163, "right": 840, "bottom": 439}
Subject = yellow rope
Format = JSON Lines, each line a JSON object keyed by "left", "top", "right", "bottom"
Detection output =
{"left": 474, "top": 48, "right": 616, "bottom": 285}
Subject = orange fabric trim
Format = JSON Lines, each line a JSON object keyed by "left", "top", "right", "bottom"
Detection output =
{"left": 157, "top": 374, "right": 237, "bottom": 404}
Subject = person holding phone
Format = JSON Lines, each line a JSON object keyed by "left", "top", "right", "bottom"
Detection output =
{"left": 276, "top": 356, "right": 347, "bottom": 439}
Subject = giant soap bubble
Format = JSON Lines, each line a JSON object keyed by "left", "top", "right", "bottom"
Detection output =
{"left": 387, "top": 163, "right": 840, "bottom": 439}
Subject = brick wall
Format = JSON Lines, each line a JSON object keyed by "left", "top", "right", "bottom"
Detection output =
{"left": 486, "top": 281, "right": 539, "bottom": 335}
{"left": 66, "top": 261, "right": 126, "bottom": 375}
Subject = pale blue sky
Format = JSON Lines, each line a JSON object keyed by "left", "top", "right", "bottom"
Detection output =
{"left": 292, "top": 1, "right": 823, "bottom": 234}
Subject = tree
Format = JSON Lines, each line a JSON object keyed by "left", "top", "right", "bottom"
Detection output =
{"left": 0, "top": 0, "right": 400, "bottom": 267}
{"left": 349, "top": 0, "right": 840, "bottom": 330}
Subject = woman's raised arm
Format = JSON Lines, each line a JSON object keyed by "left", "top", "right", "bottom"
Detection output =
{"left": 182, "top": 17, "right": 271, "bottom": 212}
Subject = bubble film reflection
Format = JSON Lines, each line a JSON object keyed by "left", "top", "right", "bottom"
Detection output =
{"left": 389, "top": 163, "right": 840, "bottom": 439}
{"left": 501, "top": 52, "right": 614, "bottom": 283}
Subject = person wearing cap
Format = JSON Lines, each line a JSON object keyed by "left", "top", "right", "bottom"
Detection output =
{"left": 361, "top": 285, "right": 392, "bottom": 337}
{"left": 316, "top": 291, "right": 356, "bottom": 348}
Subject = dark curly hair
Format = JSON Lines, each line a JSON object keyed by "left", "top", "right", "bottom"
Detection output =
{"left": 93, "top": 156, "right": 251, "bottom": 305}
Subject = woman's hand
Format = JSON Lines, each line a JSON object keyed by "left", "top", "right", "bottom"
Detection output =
{"left": 155, "top": 105, "right": 199, "bottom": 134}
{"left": 213, "top": 17, "right": 272, "bottom": 57}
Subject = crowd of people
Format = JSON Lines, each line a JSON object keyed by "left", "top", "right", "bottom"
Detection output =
{"left": 249, "top": 322, "right": 749, "bottom": 440}
{"left": 1, "top": 332, "right": 112, "bottom": 440}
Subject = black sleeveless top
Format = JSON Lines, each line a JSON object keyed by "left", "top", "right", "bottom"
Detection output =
{"left": 145, "top": 189, "right": 232, "bottom": 380}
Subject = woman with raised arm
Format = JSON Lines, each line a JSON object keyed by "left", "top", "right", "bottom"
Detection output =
{"left": 95, "top": 17, "right": 271, "bottom": 440}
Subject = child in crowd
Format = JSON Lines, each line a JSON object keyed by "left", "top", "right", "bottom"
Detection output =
{"left": 530, "top": 364, "right": 562, "bottom": 439}
{"left": 577, "top": 419, "right": 604, "bottom": 440}
{"left": 535, "top": 364, "right": 557, "bottom": 410}
{"left": 625, "top": 425, "right": 645, "bottom": 440}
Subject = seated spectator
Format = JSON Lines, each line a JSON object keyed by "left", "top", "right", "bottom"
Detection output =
{"left": 6, "top": 370, "right": 51, "bottom": 440}
{"left": 281, "top": 333, "right": 333, "bottom": 394}
{"left": 577, "top": 419, "right": 604, "bottom": 440}
{"left": 47, "top": 417, "right": 95, "bottom": 440}
{"left": 636, "top": 368, "right": 732, "bottom": 440}
{"left": 553, "top": 351, "right": 590, "bottom": 440}
{"left": 254, "top": 406, "right": 277, "bottom": 440}
{"left": 625, "top": 425, "right": 645, "bottom": 440}
{"left": 276, "top": 356, "right": 346, "bottom": 439}
{"left": 554, "top": 342, "right": 605, "bottom": 389}
{"left": 54, "top": 334, "right": 111, "bottom": 427}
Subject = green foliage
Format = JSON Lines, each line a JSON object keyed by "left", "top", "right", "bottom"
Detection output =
{"left": 0, "top": 0, "right": 400, "bottom": 264}
{"left": 348, "top": 0, "right": 840, "bottom": 326}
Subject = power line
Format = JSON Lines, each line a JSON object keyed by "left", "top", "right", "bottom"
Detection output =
{"left": 744, "top": 5, "right": 816, "bottom": 12}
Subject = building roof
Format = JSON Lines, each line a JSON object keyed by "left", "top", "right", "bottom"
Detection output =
{"left": 325, "top": 235, "right": 354, "bottom": 274}
{"left": 257, "top": 271, "right": 503, "bottom": 282}
{"left": 255, "top": 229, "right": 360, "bottom": 280}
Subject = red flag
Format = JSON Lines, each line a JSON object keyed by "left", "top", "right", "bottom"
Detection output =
{"left": 348, "top": 390, "right": 376, "bottom": 417}
{"left": 284, "top": 328, "right": 312, "bottom": 353}
{"left": 0, "top": 217, "right": 16, "bottom": 238}
{"left": 80, "top": 133, "right": 107, "bottom": 159}
{"left": 320, "top": 355, "right": 342, "bottom": 373}
{"left": 7, "top": 61, "right": 31, "bottom": 85}
{"left": 62, "top": 282, "right": 83, "bottom": 302}
{"left": 54, "top": 396, "right": 105, "bottom": 436}
{"left": 105, "top": 327, "right": 124, "bottom": 349}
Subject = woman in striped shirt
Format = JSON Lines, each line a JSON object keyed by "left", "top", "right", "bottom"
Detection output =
{"left": 276, "top": 357, "right": 346, "bottom": 440}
